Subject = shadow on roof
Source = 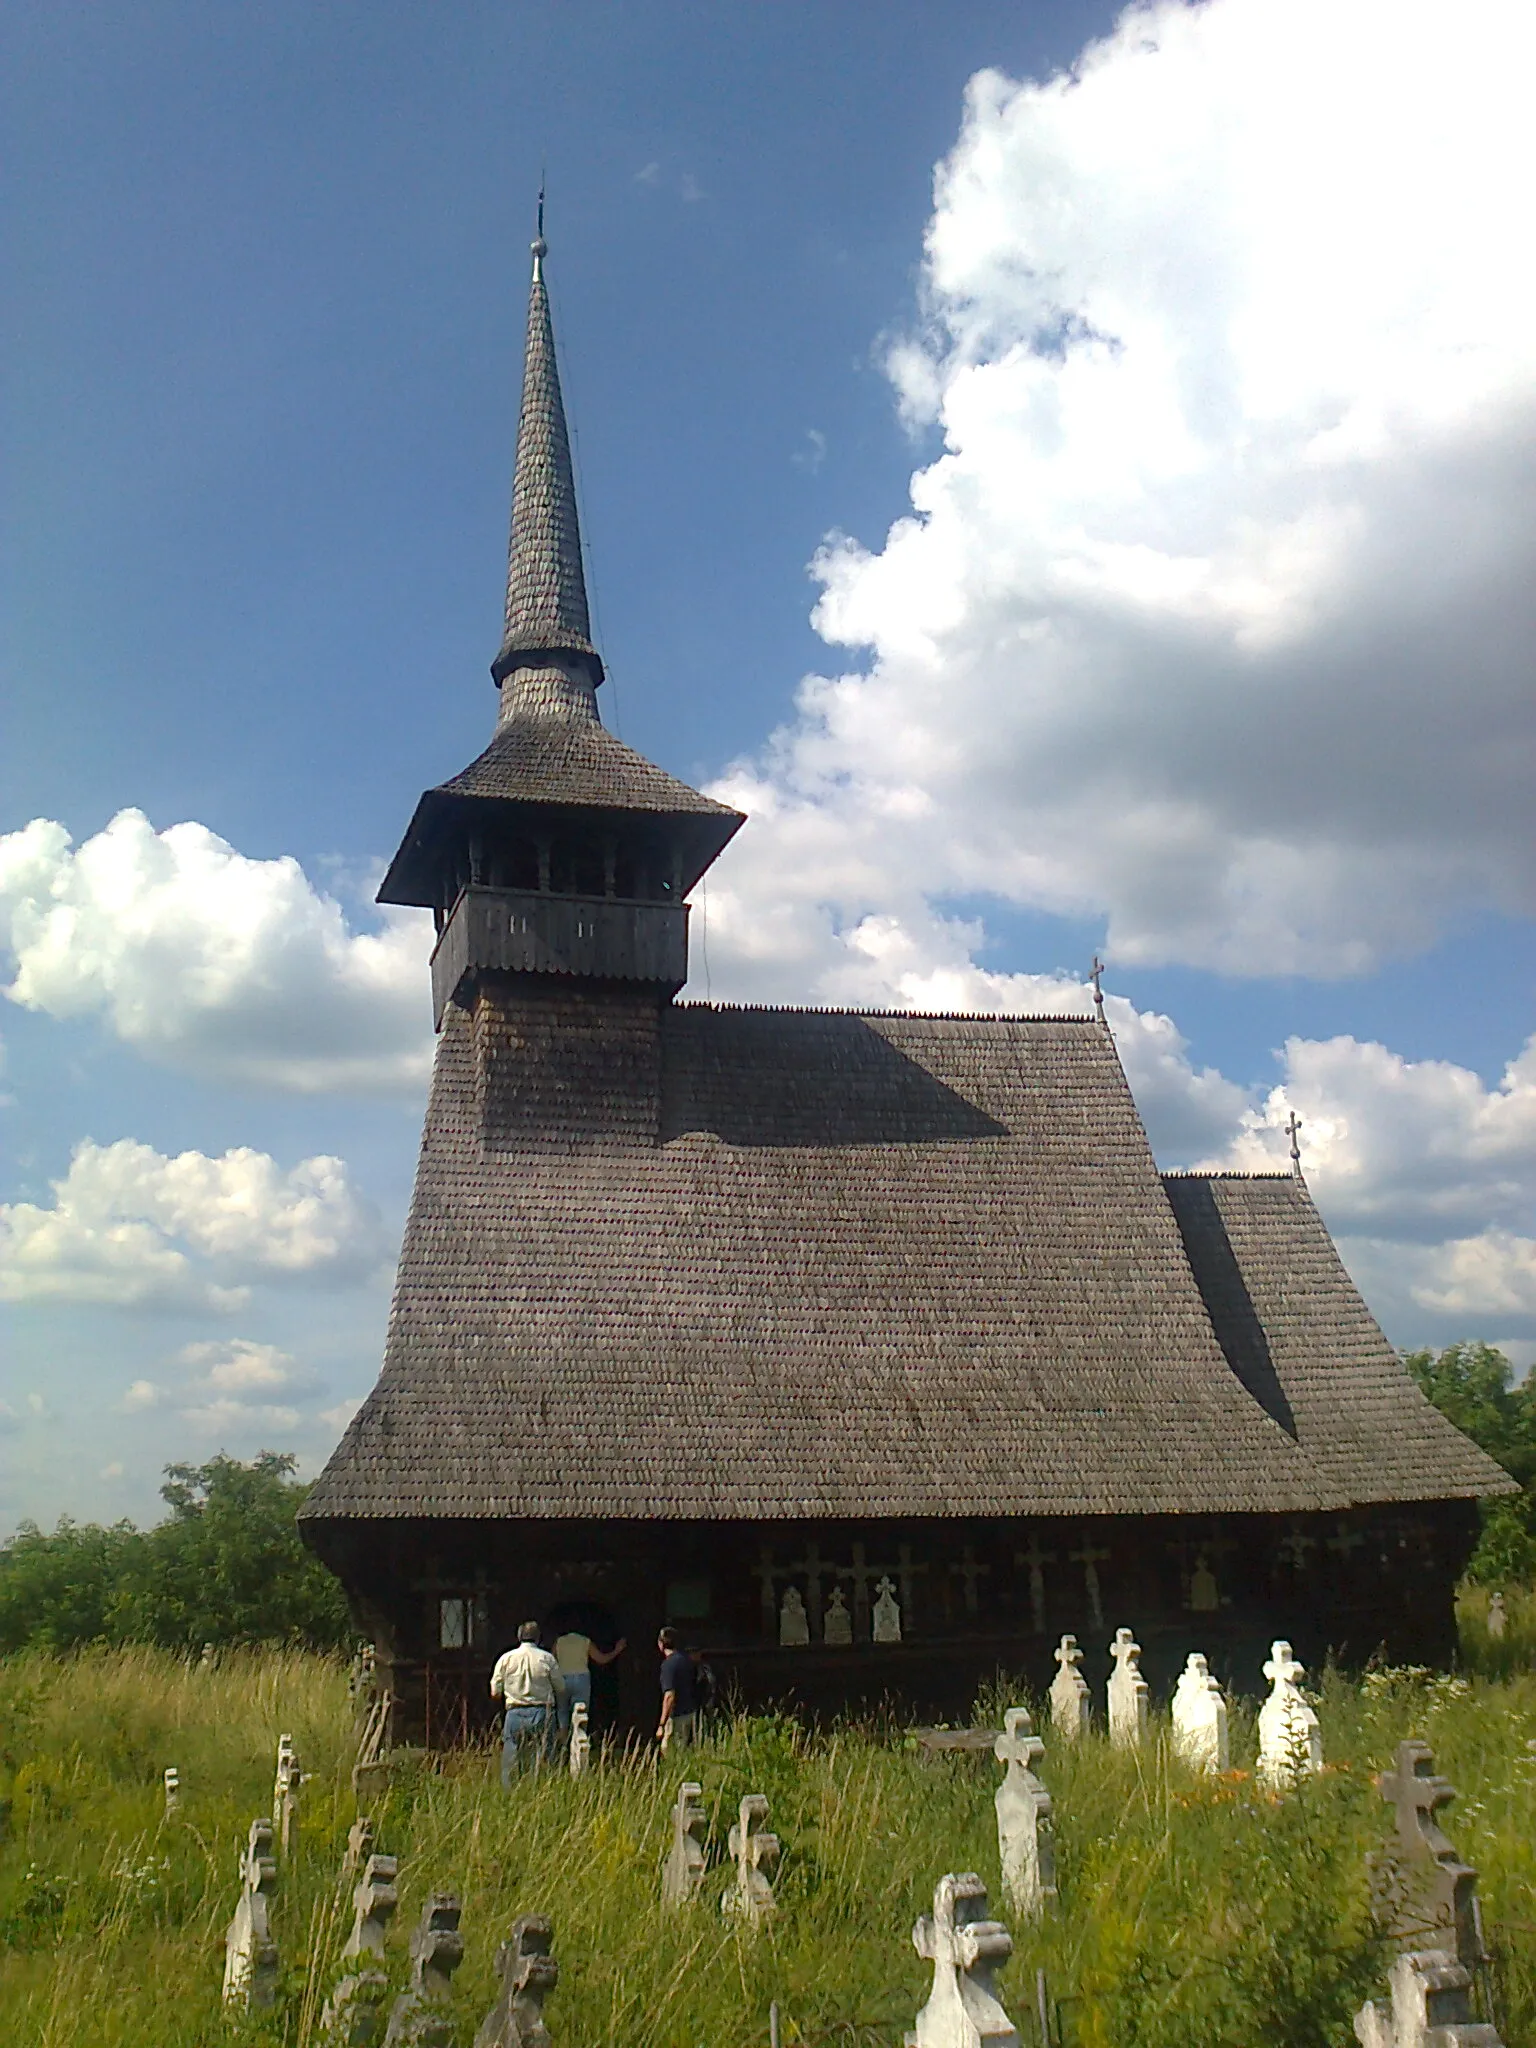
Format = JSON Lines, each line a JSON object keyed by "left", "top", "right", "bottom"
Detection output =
{"left": 661, "top": 1010, "right": 1009, "bottom": 1148}
{"left": 1164, "top": 1176, "right": 1299, "bottom": 1439}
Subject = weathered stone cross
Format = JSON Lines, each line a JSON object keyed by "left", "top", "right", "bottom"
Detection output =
{"left": 1049, "top": 1634, "right": 1091, "bottom": 1742}
{"left": 475, "top": 1913, "right": 558, "bottom": 2048}
{"left": 723, "top": 1793, "right": 780, "bottom": 1930}
{"left": 909, "top": 1871, "right": 1019, "bottom": 2048}
{"left": 993, "top": 1708, "right": 1056, "bottom": 1920}
{"left": 1371, "top": 1738, "right": 1486, "bottom": 1968}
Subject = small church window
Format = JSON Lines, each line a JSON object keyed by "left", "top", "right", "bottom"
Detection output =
{"left": 439, "top": 1598, "right": 466, "bottom": 1649}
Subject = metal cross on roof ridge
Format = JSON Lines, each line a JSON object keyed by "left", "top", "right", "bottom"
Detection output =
{"left": 1089, "top": 954, "right": 1106, "bottom": 1023}
{"left": 1286, "top": 1107, "right": 1304, "bottom": 1175}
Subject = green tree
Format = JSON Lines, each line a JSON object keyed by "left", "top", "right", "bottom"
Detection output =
{"left": 1405, "top": 1341, "right": 1536, "bottom": 1582}
{"left": 110, "top": 1452, "right": 352, "bottom": 1650}
{"left": 0, "top": 1453, "right": 352, "bottom": 1653}
{"left": 0, "top": 1517, "right": 140, "bottom": 1654}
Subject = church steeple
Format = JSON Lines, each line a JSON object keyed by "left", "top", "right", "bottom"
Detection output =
{"left": 493, "top": 220, "right": 603, "bottom": 688}
{"left": 376, "top": 225, "right": 744, "bottom": 1027}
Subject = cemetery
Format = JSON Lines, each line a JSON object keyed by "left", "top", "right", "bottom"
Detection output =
{"left": 0, "top": 1592, "right": 1532, "bottom": 2045}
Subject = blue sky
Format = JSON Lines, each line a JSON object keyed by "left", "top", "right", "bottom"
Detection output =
{"left": 5, "top": 0, "right": 1535, "bottom": 1530}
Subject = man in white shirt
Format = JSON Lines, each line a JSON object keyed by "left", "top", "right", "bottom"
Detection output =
{"left": 490, "top": 1620, "right": 565, "bottom": 1785}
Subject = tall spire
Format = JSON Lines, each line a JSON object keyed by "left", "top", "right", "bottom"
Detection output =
{"left": 492, "top": 209, "right": 603, "bottom": 686}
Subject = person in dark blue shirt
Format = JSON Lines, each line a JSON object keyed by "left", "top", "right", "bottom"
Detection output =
{"left": 656, "top": 1626, "right": 697, "bottom": 1750}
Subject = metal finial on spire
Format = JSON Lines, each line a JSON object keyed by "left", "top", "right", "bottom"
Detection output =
{"left": 1286, "top": 1109, "right": 1304, "bottom": 1176}
{"left": 1090, "top": 954, "right": 1107, "bottom": 1026}
{"left": 531, "top": 180, "right": 547, "bottom": 280}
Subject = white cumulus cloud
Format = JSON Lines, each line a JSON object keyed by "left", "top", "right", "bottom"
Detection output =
{"left": 0, "top": 1140, "right": 386, "bottom": 1308}
{"left": 0, "top": 811, "right": 433, "bottom": 1091}
{"left": 1220, "top": 1032, "right": 1536, "bottom": 1334}
{"left": 702, "top": 0, "right": 1536, "bottom": 993}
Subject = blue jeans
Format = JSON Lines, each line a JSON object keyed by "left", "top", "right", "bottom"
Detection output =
{"left": 557, "top": 1670, "right": 591, "bottom": 1733}
{"left": 501, "top": 1705, "right": 554, "bottom": 1785}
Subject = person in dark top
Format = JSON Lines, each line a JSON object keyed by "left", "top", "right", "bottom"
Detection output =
{"left": 687, "top": 1645, "right": 717, "bottom": 1729}
{"left": 656, "top": 1626, "right": 697, "bottom": 1750}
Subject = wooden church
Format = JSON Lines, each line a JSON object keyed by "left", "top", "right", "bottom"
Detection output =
{"left": 300, "top": 234, "right": 1512, "bottom": 1744}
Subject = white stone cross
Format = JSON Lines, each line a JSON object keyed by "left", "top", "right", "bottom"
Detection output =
{"left": 1048, "top": 1635, "right": 1090, "bottom": 1742}
{"left": 1486, "top": 1593, "right": 1506, "bottom": 1641}
{"left": 1107, "top": 1628, "right": 1149, "bottom": 1749}
{"left": 873, "top": 1576, "right": 903, "bottom": 1643}
{"left": 824, "top": 1586, "right": 854, "bottom": 1645}
{"left": 1171, "top": 1653, "right": 1229, "bottom": 1773}
{"left": 993, "top": 1708, "right": 1055, "bottom": 1919}
{"left": 273, "top": 1734, "right": 295, "bottom": 1816}
{"left": 722, "top": 1793, "right": 780, "bottom": 1929}
{"left": 1354, "top": 1948, "right": 1504, "bottom": 2048}
{"left": 908, "top": 1871, "right": 1019, "bottom": 2048}
{"left": 274, "top": 1734, "right": 301, "bottom": 1858}
{"left": 779, "top": 1586, "right": 810, "bottom": 1647}
{"left": 222, "top": 1817, "right": 279, "bottom": 2008}
{"left": 163, "top": 1766, "right": 180, "bottom": 1814}
{"left": 661, "top": 1781, "right": 708, "bottom": 1906}
{"left": 1257, "top": 1640, "right": 1323, "bottom": 1789}
{"left": 568, "top": 1699, "right": 591, "bottom": 1776}
{"left": 1049, "top": 1635, "right": 1091, "bottom": 1742}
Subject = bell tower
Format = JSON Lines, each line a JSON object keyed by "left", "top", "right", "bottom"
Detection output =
{"left": 376, "top": 227, "right": 742, "bottom": 1145}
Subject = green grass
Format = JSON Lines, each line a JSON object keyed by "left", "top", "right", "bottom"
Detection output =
{"left": 1, "top": 1631, "right": 1533, "bottom": 2048}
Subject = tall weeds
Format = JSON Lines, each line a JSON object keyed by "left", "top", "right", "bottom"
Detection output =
{"left": 1, "top": 1641, "right": 1533, "bottom": 2047}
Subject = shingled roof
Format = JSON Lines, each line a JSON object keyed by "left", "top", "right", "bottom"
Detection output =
{"left": 492, "top": 231, "right": 601, "bottom": 683}
{"left": 305, "top": 1006, "right": 1509, "bottom": 1524}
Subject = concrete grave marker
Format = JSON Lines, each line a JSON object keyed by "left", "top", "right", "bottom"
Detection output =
{"left": 342, "top": 1854, "right": 401, "bottom": 1962}
{"left": 1049, "top": 1635, "right": 1090, "bottom": 1742}
{"left": 568, "top": 1698, "right": 591, "bottom": 1776}
{"left": 1171, "top": 1653, "right": 1229, "bottom": 1773}
{"left": 907, "top": 1871, "right": 1019, "bottom": 2048}
{"left": 824, "top": 1586, "right": 854, "bottom": 1645}
{"left": 779, "top": 1586, "right": 810, "bottom": 1647}
{"left": 722, "top": 1793, "right": 779, "bottom": 1929}
{"left": 993, "top": 1708, "right": 1056, "bottom": 1919}
{"left": 1257, "top": 1640, "right": 1323, "bottom": 1789}
{"left": 383, "top": 1895, "right": 463, "bottom": 2048}
{"left": 164, "top": 1766, "right": 180, "bottom": 1815}
{"left": 873, "top": 1576, "right": 902, "bottom": 1643}
{"left": 274, "top": 1734, "right": 301, "bottom": 1857}
{"left": 473, "top": 1914, "right": 557, "bottom": 2048}
{"left": 322, "top": 1851, "right": 400, "bottom": 2046}
{"left": 1486, "top": 1594, "right": 1506, "bottom": 1641}
{"left": 222, "top": 1817, "right": 279, "bottom": 2009}
{"left": 1354, "top": 1949, "right": 1503, "bottom": 2048}
{"left": 1107, "top": 1628, "right": 1149, "bottom": 1749}
{"left": 661, "top": 1781, "right": 708, "bottom": 1905}
{"left": 1369, "top": 1740, "right": 1485, "bottom": 1970}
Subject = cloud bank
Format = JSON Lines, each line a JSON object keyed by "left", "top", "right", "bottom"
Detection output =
{"left": 0, "top": 1140, "right": 386, "bottom": 1308}
{"left": 701, "top": 0, "right": 1536, "bottom": 995}
{"left": 0, "top": 811, "right": 432, "bottom": 1092}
